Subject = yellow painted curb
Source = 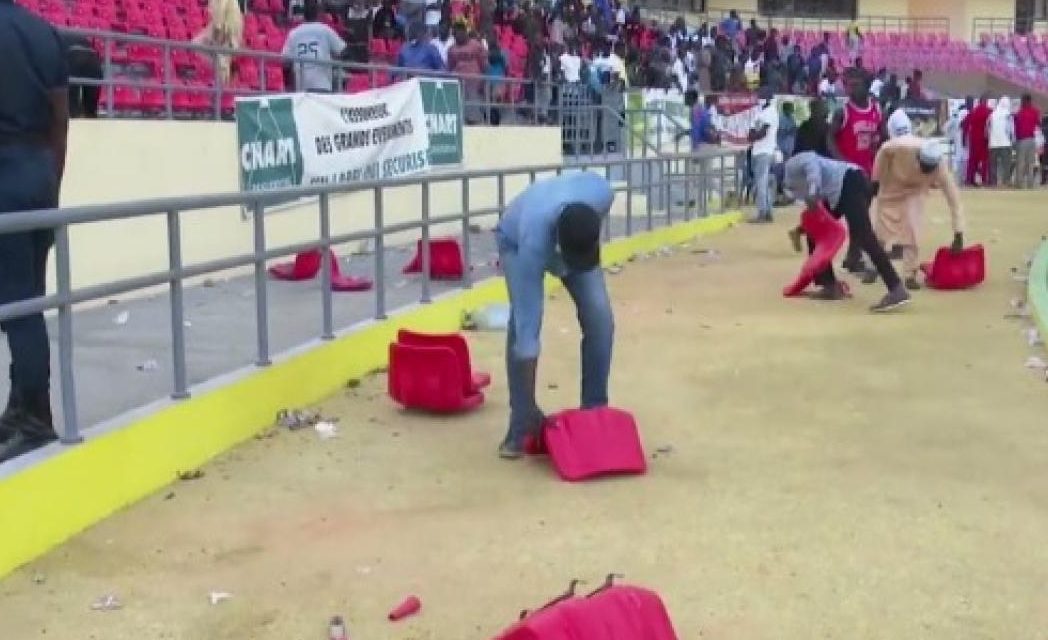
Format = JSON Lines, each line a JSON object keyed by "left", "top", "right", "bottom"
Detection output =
{"left": 0, "top": 211, "right": 741, "bottom": 578}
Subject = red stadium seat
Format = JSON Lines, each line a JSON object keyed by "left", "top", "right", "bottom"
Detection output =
{"left": 396, "top": 329, "right": 491, "bottom": 393}
{"left": 401, "top": 237, "right": 465, "bottom": 280}
{"left": 920, "top": 244, "right": 986, "bottom": 290}
{"left": 387, "top": 343, "right": 485, "bottom": 413}
{"left": 540, "top": 407, "right": 647, "bottom": 482}
{"left": 112, "top": 85, "right": 141, "bottom": 112}
{"left": 783, "top": 203, "right": 847, "bottom": 297}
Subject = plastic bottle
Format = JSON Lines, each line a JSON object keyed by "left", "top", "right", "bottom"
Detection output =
{"left": 329, "top": 615, "right": 349, "bottom": 640}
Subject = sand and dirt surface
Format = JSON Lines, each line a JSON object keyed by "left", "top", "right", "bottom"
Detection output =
{"left": 3, "top": 190, "right": 1048, "bottom": 639}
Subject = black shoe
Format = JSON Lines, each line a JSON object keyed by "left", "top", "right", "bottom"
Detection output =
{"left": 904, "top": 276, "right": 921, "bottom": 291}
{"left": 0, "top": 409, "right": 57, "bottom": 462}
{"left": 871, "top": 285, "right": 912, "bottom": 313}
{"left": 809, "top": 282, "right": 849, "bottom": 300}
{"left": 842, "top": 257, "right": 868, "bottom": 274}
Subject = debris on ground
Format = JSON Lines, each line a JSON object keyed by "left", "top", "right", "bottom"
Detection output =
{"left": 114, "top": 311, "right": 130, "bottom": 325}
{"left": 107, "top": 299, "right": 120, "bottom": 305}
{"left": 329, "top": 615, "right": 349, "bottom": 640}
{"left": 356, "top": 565, "right": 373, "bottom": 575}
{"left": 468, "top": 223, "right": 483, "bottom": 234}
{"left": 208, "top": 591, "right": 232, "bottom": 606}
{"left": 547, "top": 382, "right": 559, "bottom": 390}
{"left": 345, "top": 378, "right": 361, "bottom": 389}
{"left": 352, "top": 238, "right": 375, "bottom": 255}
{"left": 90, "top": 594, "right": 122, "bottom": 611}
{"left": 1024, "top": 356, "right": 1047, "bottom": 370}
{"left": 604, "top": 264, "right": 623, "bottom": 275}
{"left": 388, "top": 595, "right": 422, "bottom": 621}
{"left": 32, "top": 573, "right": 45, "bottom": 585}
{"left": 163, "top": 492, "right": 176, "bottom": 500}
{"left": 254, "top": 428, "right": 278, "bottom": 440}
{"left": 1026, "top": 327, "right": 1042, "bottom": 347}
{"left": 461, "top": 303, "right": 510, "bottom": 331}
{"left": 276, "top": 408, "right": 322, "bottom": 430}
{"left": 202, "top": 278, "right": 217, "bottom": 288}
{"left": 136, "top": 359, "right": 159, "bottom": 372}
{"left": 177, "top": 469, "right": 205, "bottom": 481}
{"left": 658, "top": 246, "right": 673, "bottom": 257}
{"left": 314, "top": 421, "right": 339, "bottom": 440}
{"left": 652, "top": 445, "right": 674, "bottom": 459}
{"left": 393, "top": 279, "right": 409, "bottom": 289}
{"left": 183, "top": 320, "right": 193, "bottom": 328}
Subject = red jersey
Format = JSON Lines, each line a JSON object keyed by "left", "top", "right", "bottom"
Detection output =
{"left": 963, "top": 103, "right": 992, "bottom": 144}
{"left": 1015, "top": 105, "right": 1041, "bottom": 140}
{"left": 834, "top": 99, "right": 882, "bottom": 175}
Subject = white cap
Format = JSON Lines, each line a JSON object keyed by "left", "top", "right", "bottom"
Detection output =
{"left": 918, "top": 140, "right": 943, "bottom": 168}
{"left": 887, "top": 108, "right": 912, "bottom": 138}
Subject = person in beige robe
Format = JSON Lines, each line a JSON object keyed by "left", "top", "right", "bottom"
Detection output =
{"left": 868, "top": 136, "right": 966, "bottom": 290}
{"left": 193, "top": 0, "right": 244, "bottom": 86}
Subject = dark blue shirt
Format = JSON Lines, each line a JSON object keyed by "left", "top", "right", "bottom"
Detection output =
{"left": 396, "top": 40, "right": 444, "bottom": 72}
{"left": 0, "top": 0, "right": 68, "bottom": 137}
{"left": 690, "top": 106, "right": 712, "bottom": 151}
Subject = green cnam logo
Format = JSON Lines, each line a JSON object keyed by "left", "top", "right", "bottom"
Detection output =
{"left": 235, "top": 96, "right": 304, "bottom": 191}
{"left": 240, "top": 138, "right": 297, "bottom": 172}
{"left": 425, "top": 112, "right": 458, "bottom": 136}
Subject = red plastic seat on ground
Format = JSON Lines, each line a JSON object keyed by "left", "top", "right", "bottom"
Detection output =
{"left": 402, "top": 237, "right": 465, "bottom": 279}
{"left": 387, "top": 343, "right": 485, "bottom": 413}
{"left": 920, "top": 244, "right": 986, "bottom": 290}
{"left": 396, "top": 329, "right": 491, "bottom": 392}
{"left": 782, "top": 203, "right": 847, "bottom": 297}
{"left": 269, "top": 249, "right": 373, "bottom": 291}
{"left": 541, "top": 407, "right": 647, "bottom": 482}
{"left": 494, "top": 583, "right": 679, "bottom": 640}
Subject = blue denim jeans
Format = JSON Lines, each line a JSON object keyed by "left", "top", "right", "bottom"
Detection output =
{"left": 500, "top": 249, "right": 614, "bottom": 445}
{"left": 752, "top": 152, "right": 774, "bottom": 218}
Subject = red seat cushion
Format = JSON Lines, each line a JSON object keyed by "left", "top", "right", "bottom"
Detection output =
{"left": 783, "top": 203, "right": 847, "bottom": 297}
{"left": 396, "top": 329, "right": 490, "bottom": 394}
{"left": 920, "top": 244, "right": 985, "bottom": 290}
{"left": 387, "top": 343, "right": 484, "bottom": 413}
{"left": 542, "top": 407, "right": 647, "bottom": 482}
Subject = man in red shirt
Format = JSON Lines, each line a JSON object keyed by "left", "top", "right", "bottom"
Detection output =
{"left": 828, "top": 68, "right": 885, "bottom": 272}
{"left": 963, "top": 93, "right": 992, "bottom": 186}
{"left": 1013, "top": 93, "right": 1042, "bottom": 189}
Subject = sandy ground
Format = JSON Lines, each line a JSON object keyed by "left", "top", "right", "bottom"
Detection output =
{"left": 3, "top": 190, "right": 1048, "bottom": 640}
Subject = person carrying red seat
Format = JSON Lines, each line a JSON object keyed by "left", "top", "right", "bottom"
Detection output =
{"left": 866, "top": 138, "right": 966, "bottom": 290}
{"left": 783, "top": 151, "right": 910, "bottom": 312}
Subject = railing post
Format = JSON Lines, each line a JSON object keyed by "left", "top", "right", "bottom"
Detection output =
{"left": 166, "top": 210, "right": 189, "bottom": 399}
{"left": 163, "top": 41, "right": 173, "bottom": 119}
{"left": 683, "top": 159, "right": 693, "bottom": 222}
{"left": 625, "top": 156, "right": 633, "bottom": 237}
{"left": 319, "top": 193, "right": 334, "bottom": 340}
{"left": 719, "top": 154, "right": 726, "bottom": 212}
{"left": 54, "top": 225, "right": 81, "bottom": 445}
{"left": 603, "top": 163, "right": 612, "bottom": 242}
{"left": 104, "top": 38, "right": 114, "bottom": 118}
{"left": 497, "top": 173, "right": 506, "bottom": 220}
{"left": 373, "top": 187, "right": 387, "bottom": 319}
{"left": 460, "top": 177, "right": 473, "bottom": 289}
{"left": 213, "top": 50, "right": 222, "bottom": 121}
{"left": 644, "top": 158, "right": 653, "bottom": 230}
{"left": 251, "top": 201, "right": 271, "bottom": 366}
{"left": 420, "top": 182, "right": 431, "bottom": 304}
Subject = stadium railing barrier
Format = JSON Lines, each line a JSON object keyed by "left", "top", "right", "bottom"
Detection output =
{"left": 0, "top": 148, "right": 743, "bottom": 446}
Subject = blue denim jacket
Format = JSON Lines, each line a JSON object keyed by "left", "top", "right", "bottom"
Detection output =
{"left": 495, "top": 172, "right": 614, "bottom": 359}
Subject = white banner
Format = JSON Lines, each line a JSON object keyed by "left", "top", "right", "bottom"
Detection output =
{"left": 236, "top": 78, "right": 431, "bottom": 193}
{"left": 296, "top": 79, "right": 430, "bottom": 185}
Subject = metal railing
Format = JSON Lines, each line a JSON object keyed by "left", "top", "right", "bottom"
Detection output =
{"left": 972, "top": 17, "right": 1048, "bottom": 40}
{"left": 0, "top": 148, "right": 743, "bottom": 446}
{"left": 64, "top": 26, "right": 563, "bottom": 123}
{"left": 640, "top": 7, "right": 948, "bottom": 34}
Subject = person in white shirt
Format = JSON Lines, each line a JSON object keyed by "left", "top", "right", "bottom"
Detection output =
{"left": 869, "top": 68, "right": 886, "bottom": 99}
{"left": 433, "top": 23, "right": 453, "bottom": 65}
{"left": 748, "top": 87, "right": 779, "bottom": 223}
{"left": 818, "top": 74, "right": 837, "bottom": 97}
{"left": 559, "top": 44, "right": 582, "bottom": 83}
{"left": 282, "top": 0, "right": 347, "bottom": 92}
{"left": 987, "top": 96, "right": 1015, "bottom": 186}
{"left": 671, "top": 48, "right": 688, "bottom": 93}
